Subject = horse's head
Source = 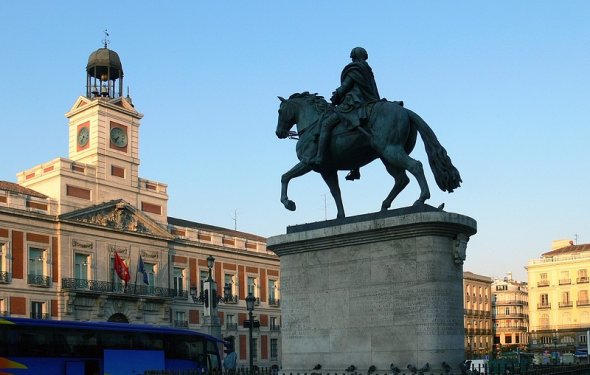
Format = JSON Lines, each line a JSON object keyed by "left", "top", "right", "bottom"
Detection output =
{"left": 276, "top": 96, "right": 296, "bottom": 139}
{"left": 276, "top": 92, "right": 329, "bottom": 139}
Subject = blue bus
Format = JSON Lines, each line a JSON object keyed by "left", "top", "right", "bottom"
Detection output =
{"left": 0, "top": 317, "right": 223, "bottom": 374}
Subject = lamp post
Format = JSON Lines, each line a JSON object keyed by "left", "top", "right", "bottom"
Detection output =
{"left": 246, "top": 292, "right": 256, "bottom": 373}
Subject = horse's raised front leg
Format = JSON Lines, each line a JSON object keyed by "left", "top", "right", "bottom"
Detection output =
{"left": 320, "top": 171, "right": 345, "bottom": 219}
{"left": 281, "top": 162, "right": 313, "bottom": 211}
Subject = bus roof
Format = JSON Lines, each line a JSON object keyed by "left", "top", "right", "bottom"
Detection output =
{"left": 1, "top": 317, "right": 223, "bottom": 343}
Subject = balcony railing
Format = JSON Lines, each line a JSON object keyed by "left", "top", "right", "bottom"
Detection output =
{"left": 559, "top": 301, "right": 574, "bottom": 308}
{"left": 172, "top": 289, "right": 189, "bottom": 299}
{"left": 537, "top": 280, "right": 550, "bottom": 287}
{"left": 269, "top": 298, "right": 280, "bottom": 307}
{"left": 174, "top": 320, "right": 188, "bottom": 328}
{"left": 224, "top": 294, "right": 239, "bottom": 304}
{"left": 0, "top": 271, "right": 11, "bottom": 283}
{"left": 270, "top": 324, "right": 281, "bottom": 331}
{"left": 577, "top": 300, "right": 590, "bottom": 307}
{"left": 559, "top": 279, "right": 572, "bottom": 285}
{"left": 578, "top": 277, "right": 589, "bottom": 284}
{"left": 538, "top": 303, "right": 551, "bottom": 309}
{"left": 28, "top": 274, "right": 51, "bottom": 287}
{"left": 226, "top": 323, "right": 238, "bottom": 330}
{"left": 30, "top": 312, "right": 50, "bottom": 320}
{"left": 62, "top": 278, "right": 178, "bottom": 298}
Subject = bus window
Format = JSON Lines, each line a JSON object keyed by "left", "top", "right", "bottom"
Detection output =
{"left": 101, "top": 331, "right": 133, "bottom": 350}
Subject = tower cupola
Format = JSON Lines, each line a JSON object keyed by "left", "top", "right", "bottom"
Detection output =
{"left": 86, "top": 35, "right": 124, "bottom": 99}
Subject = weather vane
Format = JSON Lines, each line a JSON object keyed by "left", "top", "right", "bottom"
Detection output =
{"left": 102, "top": 29, "right": 110, "bottom": 48}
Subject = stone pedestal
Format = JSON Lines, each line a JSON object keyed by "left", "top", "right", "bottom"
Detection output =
{"left": 267, "top": 206, "right": 476, "bottom": 374}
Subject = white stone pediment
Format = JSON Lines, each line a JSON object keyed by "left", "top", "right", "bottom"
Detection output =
{"left": 60, "top": 199, "right": 172, "bottom": 238}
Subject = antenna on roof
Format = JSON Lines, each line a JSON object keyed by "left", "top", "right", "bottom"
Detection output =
{"left": 232, "top": 210, "right": 237, "bottom": 230}
{"left": 574, "top": 234, "right": 579, "bottom": 245}
{"left": 102, "top": 29, "right": 110, "bottom": 48}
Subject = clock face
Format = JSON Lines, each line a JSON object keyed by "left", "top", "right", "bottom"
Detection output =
{"left": 110, "top": 127, "right": 128, "bottom": 147}
{"left": 77, "top": 127, "right": 89, "bottom": 147}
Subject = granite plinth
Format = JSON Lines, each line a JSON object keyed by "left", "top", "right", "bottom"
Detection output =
{"left": 267, "top": 208, "right": 476, "bottom": 374}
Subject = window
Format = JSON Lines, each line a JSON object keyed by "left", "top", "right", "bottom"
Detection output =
{"left": 540, "top": 293, "right": 549, "bottom": 306}
{"left": 270, "top": 316, "right": 279, "bottom": 330}
{"left": 505, "top": 307, "right": 510, "bottom": 315}
{"left": 496, "top": 285, "right": 507, "bottom": 291}
{"left": 505, "top": 336, "right": 512, "bottom": 344}
{"left": 174, "top": 311, "right": 187, "bottom": 328}
{"left": 31, "top": 301, "right": 44, "bottom": 319}
{"left": 581, "top": 335, "right": 587, "bottom": 344}
{"left": 224, "top": 274, "right": 235, "bottom": 297}
{"left": 270, "top": 338, "right": 278, "bottom": 360}
{"left": 29, "top": 247, "right": 45, "bottom": 276}
{"left": 579, "top": 290, "right": 589, "bottom": 305}
{"left": 0, "top": 298, "right": 6, "bottom": 316}
{"left": 251, "top": 338, "right": 258, "bottom": 360}
{"left": 0, "top": 242, "right": 8, "bottom": 283}
{"left": 74, "top": 253, "right": 89, "bottom": 281}
{"left": 560, "top": 271, "right": 571, "bottom": 284}
{"left": 562, "top": 291, "right": 570, "bottom": 303}
{"left": 269, "top": 279, "right": 278, "bottom": 304}
{"left": 173, "top": 268, "right": 185, "bottom": 297}
{"left": 579, "top": 269, "right": 588, "bottom": 283}
{"left": 28, "top": 247, "right": 49, "bottom": 286}
{"left": 247, "top": 276, "right": 257, "bottom": 297}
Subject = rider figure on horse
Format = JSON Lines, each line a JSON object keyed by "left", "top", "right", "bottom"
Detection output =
{"left": 313, "top": 46, "right": 381, "bottom": 181}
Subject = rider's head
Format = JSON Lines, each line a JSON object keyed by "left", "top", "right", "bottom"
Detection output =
{"left": 350, "top": 47, "right": 368, "bottom": 62}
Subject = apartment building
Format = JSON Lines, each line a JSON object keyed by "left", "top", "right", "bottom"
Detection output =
{"left": 527, "top": 240, "right": 590, "bottom": 356}
{"left": 492, "top": 273, "right": 528, "bottom": 353}
{"left": 464, "top": 271, "right": 494, "bottom": 359}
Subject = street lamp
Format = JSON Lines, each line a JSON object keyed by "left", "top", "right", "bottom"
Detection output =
{"left": 190, "top": 256, "right": 234, "bottom": 305}
{"left": 246, "top": 292, "right": 256, "bottom": 373}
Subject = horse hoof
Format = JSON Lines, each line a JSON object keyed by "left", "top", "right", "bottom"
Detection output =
{"left": 286, "top": 201, "right": 296, "bottom": 211}
{"left": 413, "top": 200, "right": 425, "bottom": 206}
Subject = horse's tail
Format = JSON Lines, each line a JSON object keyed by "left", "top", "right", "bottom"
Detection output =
{"left": 407, "top": 109, "right": 462, "bottom": 192}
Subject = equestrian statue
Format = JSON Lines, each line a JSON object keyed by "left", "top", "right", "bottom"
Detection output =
{"left": 275, "top": 47, "right": 461, "bottom": 219}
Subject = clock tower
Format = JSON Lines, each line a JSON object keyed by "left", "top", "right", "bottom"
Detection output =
{"left": 18, "top": 43, "right": 168, "bottom": 224}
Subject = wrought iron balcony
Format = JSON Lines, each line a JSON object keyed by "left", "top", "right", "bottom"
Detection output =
{"left": 537, "top": 303, "right": 551, "bottom": 309}
{"left": 577, "top": 277, "right": 589, "bottom": 284}
{"left": 174, "top": 320, "right": 188, "bottom": 328}
{"left": 270, "top": 324, "right": 281, "bottom": 331}
{"left": 537, "top": 280, "right": 550, "bottom": 287}
{"left": 559, "top": 301, "right": 574, "bottom": 308}
{"left": 577, "top": 300, "right": 590, "bottom": 306}
{"left": 0, "top": 271, "right": 11, "bottom": 283}
{"left": 226, "top": 323, "right": 238, "bottom": 330}
{"left": 223, "top": 294, "right": 239, "bottom": 304}
{"left": 172, "top": 289, "right": 188, "bottom": 299}
{"left": 559, "top": 278, "right": 572, "bottom": 285}
{"left": 28, "top": 274, "right": 51, "bottom": 287}
{"left": 269, "top": 298, "right": 280, "bottom": 307}
{"left": 62, "top": 278, "right": 178, "bottom": 299}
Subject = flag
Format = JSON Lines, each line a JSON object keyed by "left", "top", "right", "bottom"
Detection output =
{"left": 114, "top": 252, "right": 130, "bottom": 284}
{"left": 137, "top": 255, "right": 149, "bottom": 285}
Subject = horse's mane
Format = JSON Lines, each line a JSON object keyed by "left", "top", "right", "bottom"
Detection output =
{"left": 288, "top": 92, "right": 331, "bottom": 113}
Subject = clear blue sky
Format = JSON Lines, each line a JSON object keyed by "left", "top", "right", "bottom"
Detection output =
{"left": 1, "top": 2, "right": 588, "bottom": 281}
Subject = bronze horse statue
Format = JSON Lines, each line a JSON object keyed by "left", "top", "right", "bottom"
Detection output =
{"left": 275, "top": 92, "right": 461, "bottom": 219}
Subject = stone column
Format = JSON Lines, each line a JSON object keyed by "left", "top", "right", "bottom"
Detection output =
{"left": 267, "top": 206, "right": 476, "bottom": 374}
